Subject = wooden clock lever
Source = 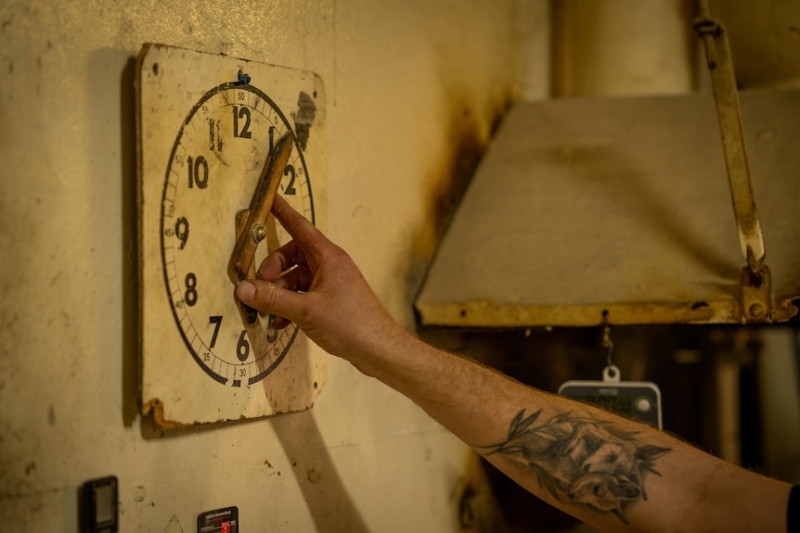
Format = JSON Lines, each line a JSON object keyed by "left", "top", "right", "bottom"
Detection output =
{"left": 228, "top": 132, "right": 294, "bottom": 289}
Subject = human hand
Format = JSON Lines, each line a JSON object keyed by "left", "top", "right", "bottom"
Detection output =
{"left": 234, "top": 195, "right": 404, "bottom": 365}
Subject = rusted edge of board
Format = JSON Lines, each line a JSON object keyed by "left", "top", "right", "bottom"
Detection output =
{"left": 416, "top": 293, "right": 798, "bottom": 328}
{"left": 142, "top": 398, "right": 188, "bottom": 430}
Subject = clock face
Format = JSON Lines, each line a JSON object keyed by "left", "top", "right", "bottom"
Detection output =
{"left": 161, "top": 82, "right": 314, "bottom": 387}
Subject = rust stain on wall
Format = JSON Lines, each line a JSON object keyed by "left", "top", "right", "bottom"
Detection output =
{"left": 405, "top": 88, "right": 514, "bottom": 326}
{"left": 430, "top": 121, "right": 483, "bottom": 244}
{"left": 421, "top": 92, "right": 514, "bottom": 259}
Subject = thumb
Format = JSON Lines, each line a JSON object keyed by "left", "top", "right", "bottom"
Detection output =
{"left": 235, "top": 279, "right": 307, "bottom": 323}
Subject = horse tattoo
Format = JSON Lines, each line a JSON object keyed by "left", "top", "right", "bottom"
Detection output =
{"left": 481, "top": 409, "right": 671, "bottom": 524}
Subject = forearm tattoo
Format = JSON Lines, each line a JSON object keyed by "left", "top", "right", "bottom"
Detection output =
{"left": 480, "top": 409, "right": 671, "bottom": 524}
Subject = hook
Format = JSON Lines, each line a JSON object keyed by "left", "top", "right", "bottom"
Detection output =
{"left": 237, "top": 69, "right": 251, "bottom": 85}
{"left": 602, "top": 310, "right": 614, "bottom": 368}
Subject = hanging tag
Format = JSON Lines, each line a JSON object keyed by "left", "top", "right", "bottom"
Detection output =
{"left": 558, "top": 365, "right": 663, "bottom": 429}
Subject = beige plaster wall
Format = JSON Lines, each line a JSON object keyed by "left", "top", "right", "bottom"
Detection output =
{"left": 0, "top": 0, "right": 541, "bottom": 530}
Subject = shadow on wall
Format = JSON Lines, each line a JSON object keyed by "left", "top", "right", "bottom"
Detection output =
{"left": 78, "top": 47, "right": 140, "bottom": 427}
{"left": 119, "top": 53, "right": 139, "bottom": 428}
{"left": 138, "top": 409, "right": 372, "bottom": 532}
{"left": 270, "top": 411, "right": 371, "bottom": 533}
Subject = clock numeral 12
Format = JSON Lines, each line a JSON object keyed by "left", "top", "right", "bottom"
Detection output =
{"left": 232, "top": 106, "right": 252, "bottom": 139}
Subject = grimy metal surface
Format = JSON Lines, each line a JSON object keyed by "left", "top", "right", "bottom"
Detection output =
{"left": 415, "top": 90, "right": 800, "bottom": 327}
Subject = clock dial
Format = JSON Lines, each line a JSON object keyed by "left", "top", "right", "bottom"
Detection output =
{"left": 161, "top": 82, "right": 314, "bottom": 386}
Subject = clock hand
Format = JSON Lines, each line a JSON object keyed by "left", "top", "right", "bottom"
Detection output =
{"left": 228, "top": 132, "right": 294, "bottom": 323}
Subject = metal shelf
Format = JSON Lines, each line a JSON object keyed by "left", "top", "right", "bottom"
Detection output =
{"left": 415, "top": 89, "right": 800, "bottom": 327}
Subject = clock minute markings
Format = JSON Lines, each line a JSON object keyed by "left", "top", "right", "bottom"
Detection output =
{"left": 159, "top": 83, "right": 312, "bottom": 388}
{"left": 162, "top": 141, "right": 187, "bottom": 217}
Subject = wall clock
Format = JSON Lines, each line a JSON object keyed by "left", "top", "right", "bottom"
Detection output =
{"left": 136, "top": 44, "right": 327, "bottom": 427}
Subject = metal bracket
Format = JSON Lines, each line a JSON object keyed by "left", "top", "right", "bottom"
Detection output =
{"left": 741, "top": 245, "right": 772, "bottom": 323}
{"left": 694, "top": 1, "right": 772, "bottom": 324}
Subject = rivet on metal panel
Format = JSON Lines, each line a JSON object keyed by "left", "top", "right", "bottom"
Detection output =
{"left": 601, "top": 310, "right": 614, "bottom": 368}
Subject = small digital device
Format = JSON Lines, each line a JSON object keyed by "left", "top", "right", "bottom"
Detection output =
{"left": 559, "top": 365, "right": 662, "bottom": 429}
{"left": 80, "top": 476, "right": 118, "bottom": 533}
{"left": 198, "top": 506, "right": 239, "bottom": 533}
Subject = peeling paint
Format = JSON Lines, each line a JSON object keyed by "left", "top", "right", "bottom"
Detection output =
{"left": 142, "top": 399, "right": 186, "bottom": 430}
{"left": 293, "top": 91, "right": 316, "bottom": 151}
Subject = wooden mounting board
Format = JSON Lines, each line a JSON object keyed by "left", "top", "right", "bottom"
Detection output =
{"left": 137, "top": 44, "right": 327, "bottom": 427}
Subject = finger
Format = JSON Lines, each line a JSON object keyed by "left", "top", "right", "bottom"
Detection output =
{"left": 256, "top": 240, "right": 307, "bottom": 281}
{"left": 271, "top": 316, "right": 292, "bottom": 329}
{"left": 235, "top": 279, "right": 310, "bottom": 325}
{"left": 272, "top": 266, "right": 313, "bottom": 293}
{"left": 272, "top": 195, "right": 330, "bottom": 254}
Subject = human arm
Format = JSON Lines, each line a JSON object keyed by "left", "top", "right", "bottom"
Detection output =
{"left": 235, "top": 195, "right": 793, "bottom": 532}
